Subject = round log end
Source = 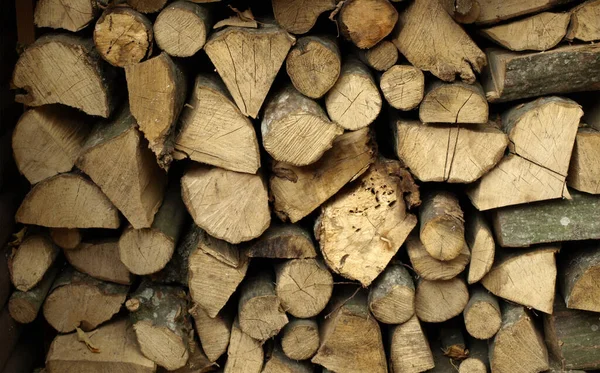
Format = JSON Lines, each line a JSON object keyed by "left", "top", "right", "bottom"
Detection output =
{"left": 119, "top": 227, "right": 175, "bottom": 275}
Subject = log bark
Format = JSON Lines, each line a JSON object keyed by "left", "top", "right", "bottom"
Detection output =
{"left": 204, "top": 23, "right": 296, "bottom": 118}
{"left": 50, "top": 228, "right": 82, "bottom": 250}
{"left": 325, "top": 58, "right": 381, "bottom": 130}
{"left": 66, "top": 238, "right": 133, "bottom": 285}
{"left": 9, "top": 233, "right": 59, "bottom": 291}
{"left": 415, "top": 277, "right": 469, "bottom": 323}
{"left": 406, "top": 234, "right": 469, "bottom": 281}
{"left": 482, "top": 44, "right": 600, "bottom": 103}
{"left": 43, "top": 268, "right": 129, "bottom": 333}
{"left": 154, "top": 1, "right": 211, "bottom": 57}
{"left": 224, "top": 319, "right": 264, "bottom": 373}
{"left": 419, "top": 190, "right": 465, "bottom": 261}
{"left": 174, "top": 74, "right": 260, "bottom": 174}
{"left": 286, "top": 35, "right": 341, "bottom": 99}
{"left": 567, "top": 128, "right": 600, "bottom": 194}
{"left": 263, "top": 346, "right": 313, "bottom": 373}
{"left": 463, "top": 286, "right": 501, "bottom": 340}
{"left": 34, "top": 0, "right": 98, "bottom": 31}
{"left": 247, "top": 224, "right": 317, "bottom": 259}
{"left": 380, "top": 65, "right": 424, "bottom": 111}
{"left": 338, "top": 0, "right": 398, "bottom": 49}
{"left": 392, "top": 0, "right": 486, "bottom": 83}
{"left": 458, "top": 337, "right": 488, "bottom": 373}
{"left": 559, "top": 244, "right": 600, "bottom": 313}
{"left": 77, "top": 105, "right": 167, "bottom": 229}
{"left": 94, "top": 7, "right": 153, "bottom": 67}
{"left": 275, "top": 258, "right": 333, "bottom": 318}
{"left": 12, "top": 106, "right": 91, "bottom": 184}
{"left": 465, "top": 210, "right": 495, "bottom": 284}
{"left": 388, "top": 315, "right": 434, "bottom": 373}
{"left": 181, "top": 165, "right": 270, "bottom": 244}
{"left": 566, "top": 0, "right": 600, "bottom": 41}
{"left": 16, "top": 173, "right": 121, "bottom": 229}
{"left": 316, "top": 157, "right": 419, "bottom": 286}
{"left": 281, "top": 318, "right": 320, "bottom": 360}
{"left": 127, "top": 0, "right": 168, "bottom": 13}
{"left": 12, "top": 34, "right": 115, "bottom": 117}
{"left": 367, "top": 263, "right": 415, "bottom": 324}
{"left": 358, "top": 40, "right": 398, "bottom": 71}
{"left": 474, "top": 0, "right": 574, "bottom": 24}
{"left": 271, "top": 0, "right": 336, "bottom": 34}
{"left": 419, "top": 81, "right": 488, "bottom": 124}
{"left": 270, "top": 127, "right": 376, "bottom": 223}
{"left": 262, "top": 85, "right": 343, "bottom": 166}
{"left": 190, "top": 304, "right": 231, "bottom": 362}
{"left": 8, "top": 262, "right": 60, "bottom": 324}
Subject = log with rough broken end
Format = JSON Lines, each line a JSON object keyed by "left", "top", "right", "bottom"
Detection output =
{"left": 338, "top": 0, "right": 398, "bottom": 49}
{"left": 380, "top": 65, "right": 424, "bottom": 111}
{"left": 406, "top": 234, "right": 469, "bottom": 281}
{"left": 357, "top": 40, "right": 398, "bottom": 71}
{"left": 367, "top": 263, "right": 415, "bottom": 324}
{"left": 566, "top": 0, "right": 600, "bottom": 41}
{"left": 388, "top": 315, "right": 435, "bottom": 373}
{"left": 271, "top": 0, "right": 336, "bottom": 34}
{"left": 419, "top": 190, "right": 465, "bottom": 261}
{"left": 154, "top": 1, "right": 211, "bottom": 57}
{"left": 415, "top": 277, "right": 469, "bottom": 323}
{"left": 8, "top": 262, "right": 60, "bottom": 324}
{"left": 66, "top": 238, "right": 133, "bottom": 285}
{"left": 190, "top": 304, "right": 231, "bottom": 362}
{"left": 247, "top": 224, "right": 317, "bottom": 259}
{"left": 34, "top": 0, "right": 98, "bottom": 31}
{"left": 419, "top": 81, "right": 488, "bottom": 124}
{"left": 224, "top": 319, "right": 264, "bottom": 373}
{"left": 281, "top": 318, "right": 320, "bottom": 360}
{"left": 463, "top": 286, "right": 501, "bottom": 340}
{"left": 559, "top": 244, "right": 600, "bottom": 313}
{"left": 127, "top": 0, "right": 168, "bottom": 13}
{"left": 458, "top": 337, "right": 488, "bottom": 373}
{"left": 568, "top": 128, "right": 600, "bottom": 194}
{"left": 465, "top": 209, "right": 495, "bottom": 284}
{"left": 9, "top": 234, "right": 59, "bottom": 291}
{"left": 50, "top": 228, "right": 82, "bottom": 250}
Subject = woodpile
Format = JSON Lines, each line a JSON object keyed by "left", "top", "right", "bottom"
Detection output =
{"left": 3, "top": 0, "right": 600, "bottom": 372}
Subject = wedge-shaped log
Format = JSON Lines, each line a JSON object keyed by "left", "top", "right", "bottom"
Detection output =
{"left": 154, "top": 1, "right": 211, "bottom": 57}
{"left": 358, "top": 40, "right": 398, "bottom": 71}
{"left": 34, "top": 0, "right": 98, "bottom": 32}
{"left": 566, "top": 0, "right": 600, "bottom": 41}
{"left": 567, "top": 128, "right": 600, "bottom": 194}
{"left": 368, "top": 263, "right": 415, "bottom": 324}
{"left": 420, "top": 81, "right": 488, "bottom": 124}
{"left": 338, "top": 0, "right": 398, "bottom": 49}
{"left": 247, "top": 224, "right": 317, "bottom": 259}
{"left": 66, "top": 238, "right": 133, "bottom": 285}
{"left": 224, "top": 319, "right": 264, "bottom": 373}
{"left": 281, "top": 318, "right": 320, "bottom": 360}
{"left": 9, "top": 234, "right": 59, "bottom": 291}
{"left": 474, "top": 0, "right": 574, "bottom": 24}
{"left": 272, "top": 0, "right": 336, "bottom": 34}
{"left": 415, "top": 278, "right": 469, "bottom": 323}
{"left": 190, "top": 304, "right": 231, "bottom": 362}
{"left": 388, "top": 315, "right": 434, "bottom": 373}
{"left": 465, "top": 210, "right": 495, "bottom": 284}
{"left": 406, "top": 235, "right": 470, "bottom": 281}
{"left": 380, "top": 65, "right": 424, "bottom": 111}
{"left": 463, "top": 286, "right": 502, "bottom": 340}
{"left": 9, "top": 263, "right": 60, "bottom": 324}
{"left": 560, "top": 244, "right": 600, "bottom": 313}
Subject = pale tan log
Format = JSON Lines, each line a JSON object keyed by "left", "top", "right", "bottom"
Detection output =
{"left": 419, "top": 190, "right": 465, "bottom": 261}
{"left": 420, "top": 81, "right": 488, "bottom": 124}
{"left": 481, "top": 247, "right": 558, "bottom": 314}
{"left": 475, "top": 0, "right": 574, "bottom": 24}
{"left": 463, "top": 286, "right": 502, "bottom": 340}
{"left": 204, "top": 23, "right": 296, "bottom": 118}
{"left": 392, "top": 0, "right": 486, "bottom": 83}
{"left": 12, "top": 106, "right": 90, "bottom": 184}
{"left": 380, "top": 65, "right": 424, "bottom": 111}
{"left": 181, "top": 165, "right": 270, "bottom": 244}
{"left": 247, "top": 224, "right": 317, "bottom": 259}
{"left": 325, "top": 58, "right": 382, "bottom": 130}
{"left": 406, "top": 235, "right": 469, "bottom": 281}
{"left": 275, "top": 258, "right": 333, "bottom": 318}
{"left": 439, "top": 0, "right": 481, "bottom": 23}
{"left": 358, "top": 40, "right": 398, "bottom": 71}
{"left": 224, "top": 319, "right": 264, "bottom": 373}
{"left": 16, "top": 173, "right": 121, "bottom": 229}
{"left": 458, "top": 338, "right": 489, "bottom": 373}
{"left": 338, "top": 0, "right": 398, "bottom": 49}
{"left": 567, "top": 128, "right": 600, "bottom": 194}
{"left": 415, "top": 277, "right": 469, "bottom": 323}
{"left": 262, "top": 85, "right": 343, "bottom": 166}
{"left": 77, "top": 105, "right": 167, "bottom": 229}
{"left": 9, "top": 234, "right": 59, "bottom": 292}
{"left": 389, "top": 315, "right": 434, "bottom": 373}
{"left": 560, "top": 244, "right": 600, "bottom": 312}
{"left": 465, "top": 210, "right": 495, "bottom": 284}
{"left": 165, "top": 340, "right": 215, "bottom": 373}
{"left": 94, "top": 7, "right": 153, "bottom": 67}
{"left": 316, "top": 157, "right": 419, "bottom": 286}
{"left": 174, "top": 74, "right": 260, "bottom": 174}
{"left": 263, "top": 346, "right": 313, "bottom": 373}
{"left": 154, "top": 1, "right": 211, "bottom": 57}
{"left": 46, "top": 319, "right": 157, "bottom": 373}
{"left": 281, "top": 318, "right": 319, "bottom": 360}
{"left": 368, "top": 263, "right": 415, "bottom": 324}
{"left": 270, "top": 128, "right": 376, "bottom": 222}
{"left": 566, "top": 0, "right": 600, "bottom": 41}
{"left": 34, "top": 0, "right": 98, "bottom": 31}
{"left": 272, "top": 0, "right": 336, "bottom": 34}
{"left": 127, "top": 0, "right": 168, "bottom": 13}
{"left": 50, "top": 228, "right": 82, "bottom": 250}
{"left": 66, "top": 238, "right": 133, "bottom": 285}
{"left": 12, "top": 34, "right": 115, "bottom": 117}
{"left": 190, "top": 304, "right": 231, "bottom": 362}
{"left": 9, "top": 263, "right": 60, "bottom": 324}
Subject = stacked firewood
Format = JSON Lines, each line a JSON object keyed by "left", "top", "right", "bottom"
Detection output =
{"left": 3, "top": 0, "right": 600, "bottom": 372}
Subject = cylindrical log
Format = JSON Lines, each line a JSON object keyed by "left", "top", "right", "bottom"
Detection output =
{"left": 415, "top": 277, "right": 469, "bottom": 323}
{"left": 367, "top": 263, "right": 415, "bottom": 324}
{"left": 463, "top": 286, "right": 502, "bottom": 340}
{"left": 338, "top": 0, "right": 398, "bottom": 49}
{"left": 380, "top": 65, "right": 425, "bottom": 111}
{"left": 459, "top": 337, "right": 489, "bottom": 373}
{"left": 8, "top": 262, "right": 60, "bottom": 324}
{"left": 50, "top": 228, "right": 82, "bottom": 250}
{"left": 154, "top": 1, "right": 211, "bottom": 57}
{"left": 281, "top": 318, "right": 320, "bottom": 360}
{"left": 406, "top": 234, "right": 469, "bottom": 281}
{"left": 65, "top": 238, "right": 133, "bottom": 285}
{"left": 9, "top": 233, "right": 59, "bottom": 292}
{"left": 357, "top": 40, "right": 398, "bottom": 71}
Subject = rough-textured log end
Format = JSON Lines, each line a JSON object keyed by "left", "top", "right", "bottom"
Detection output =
{"left": 339, "top": 0, "right": 398, "bottom": 49}
{"left": 415, "top": 278, "right": 469, "bottom": 323}
{"left": 154, "top": 1, "right": 211, "bottom": 57}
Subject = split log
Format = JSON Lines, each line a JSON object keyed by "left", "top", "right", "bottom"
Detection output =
{"left": 187, "top": 226, "right": 249, "bottom": 317}
{"left": 286, "top": 35, "right": 341, "bottom": 99}
{"left": 8, "top": 263, "right": 59, "bottom": 324}
{"left": 43, "top": 268, "right": 129, "bottom": 333}
{"left": 474, "top": 0, "right": 574, "bottom": 24}
{"left": 419, "top": 81, "right": 488, "bottom": 124}
{"left": 480, "top": 12, "right": 570, "bottom": 51}
{"left": 358, "top": 40, "right": 398, "bottom": 71}
{"left": 65, "top": 238, "right": 133, "bottom": 285}
{"left": 118, "top": 182, "right": 186, "bottom": 275}
{"left": 566, "top": 0, "right": 600, "bottom": 41}
{"left": 367, "top": 263, "right": 415, "bottom": 324}
{"left": 204, "top": 23, "right": 296, "bottom": 118}
{"left": 312, "top": 288, "right": 387, "bottom": 373}
{"left": 316, "top": 157, "right": 419, "bottom": 286}
{"left": 190, "top": 304, "right": 231, "bottom": 362}
{"left": 481, "top": 247, "right": 558, "bottom": 313}
{"left": 174, "top": 74, "right": 260, "bottom": 174}
{"left": 34, "top": 0, "right": 98, "bottom": 31}
{"left": 419, "top": 190, "right": 465, "bottom": 261}
{"left": 127, "top": 0, "right": 168, "bottom": 13}
{"left": 263, "top": 346, "right": 313, "bottom": 373}
{"left": 9, "top": 234, "right": 59, "bottom": 291}
{"left": 154, "top": 2, "right": 211, "bottom": 57}
{"left": 46, "top": 319, "right": 157, "bottom": 373}
{"left": 567, "top": 128, "right": 600, "bottom": 194}
{"left": 125, "top": 52, "right": 186, "bottom": 165}
{"left": 275, "top": 258, "right": 333, "bottom": 318}
{"left": 559, "top": 244, "right": 600, "bottom": 313}
{"left": 406, "top": 235, "right": 469, "bottom": 281}
{"left": 415, "top": 277, "right": 469, "bottom": 323}
{"left": 247, "top": 224, "right": 317, "bottom": 259}
{"left": 492, "top": 190, "right": 600, "bottom": 247}
{"left": 489, "top": 303, "right": 549, "bottom": 373}
{"left": 379, "top": 65, "right": 425, "bottom": 111}
{"left": 77, "top": 105, "right": 167, "bottom": 229}
{"left": 388, "top": 315, "right": 435, "bottom": 373}
{"left": 94, "top": 7, "right": 153, "bottom": 67}
{"left": 126, "top": 283, "right": 193, "bottom": 370}
{"left": 270, "top": 127, "right": 376, "bottom": 223}
{"left": 16, "top": 173, "right": 121, "bottom": 229}
{"left": 165, "top": 340, "right": 215, "bottom": 373}
{"left": 50, "top": 228, "right": 82, "bottom": 250}
{"left": 325, "top": 58, "right": 381, "bottom": 130}
{"left": 224, "top": 319, "right": 264, "bottom": 373}
{"left": 483, "top": 44, "right": 600, "bottom": 102}
{"left": 271, "top": 0, "right": 336, "bottom": 34}
{"left": 394, "top": 120, "right": 508, "bottom": 183}
{"left": 181, "top": 165, "right": 270, "bottom": 244}
{"left": 12, "top": 34, "right": 115, "bottom": 117}
{"left": 465, "top": 210, "right": 495, "bottom": 284}
{"left": 463, "top": 286, "right": 501, "bottom": 340}
{"left": 338, "top": 0, "right": 398, "bottom": 48}
{"left": 392, "top": 0, "right": 486, "bottom": 83}
{"left": 12, "top": 106, "right": 90, "bottom": 184}
{"left": 262, "top": 85, "right": 343, "bottom": 166}
{"left": 281, "top": 318, "right": 320, "bottom": 360}
{"left": 544, "top": 297, "right": 600, "bottom": 370}
{"left": 439, "top": 0, "right": 481, "bottom": 23}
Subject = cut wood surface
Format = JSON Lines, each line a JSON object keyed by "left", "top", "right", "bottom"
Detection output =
{"left": 567, "top": 128, "right": 600, "bottom": 194}
{"left": 190, "top": 304, "right": 231, "bottom": 362}
{"left": 419, "top": 81, "right": 488, "bottom": 124}
{"left": 12, "top": 34, "right": 114, "bottom": 117}
{"left": 380, "top": 65, "right": 424, "bottom": 111}
{"left": 50, "top": 228, "right": 82, "bottom": 250}
{"left": 174, "top": 74, "right": 260, "bottom": 174}
{"left": 16, "top": 173, "right": 120, "bottom": 229}
{"left": 262, "top": 85, "right": 343, "bottom": 166}
{"left": 459, "top": 337, "right": 488, "bottom": 373}
{"left": 566, "top": 0, "right": 600, "bottom": 41}
{"left": 270, "top": 127, "right": 376, "bottom": 223}
{"left": 263, "top": 346, "right": 313, "bottom": 373}
{"left": 394, "top": 120, "right": 508, "bottom": 183}
{"left": 181, "top": 165, "right": 270, "bottom": 243}
{"left": 77, "top": 105, "right": 167, "bottom": 229}
{"left": 66, "top": 238, "right": 133, "bottom": 285}
{"left": 165, "top": 340, "right": 215, "bottom": 373}
{"left": 154, "top": 1, "right": 211, "bottom": 57}
{"left": 247, "top": 224, "right": 317, "bottom": 259}
{"left": 415, "top": 277, "right": 469, "bottom": 323}
{"left": 204, "top": 23, "right": 296, "bottom": 118}
{"left": 463, "top": 286, "right": 501, "bottom": 340}
{"left": 281, "top": 318, "right": 320, "bottom": 360}
{"left": 316, "top": 157, "right": 419, "bottom": 286}
{"left": 338, "top": 0, "right": 398, "bottom": 48}
{"left": 127, "top": 0, "right": 168, "bottom": 13}
{"left": 358, "top": 40, "right": 398, "bottom": 71}
{"left": 272, "top": 0, "right": 336, "bottom": 34}
{"left": 560, "top": 244, "right": 600, "bottom": 313}
{"left": 406, "top": 235, "right": 470, "bottom": 281}
{"left": 474, "top": 0, "right": 574, "bottom": 24}
{"left": 325, "top": 58, "right": 382, "bottom": 130}
{"left": 392, "top": 0, "right": 486, "bottom": 83}
{"left": 419, "top": 190, "right": 465, "bottom": 261}
{"left": 465, "top": 210, "right": 495, "bottom": 284}
{"left": 34, "top": 0, "right": 97, "bottom": 32}
{"left": 367, "top": 263, "right": 415, "bottom": 324}
{"left": 94, "top": 7, "right": 154, "bottom": 67}
{"left": 9, "top": 234, "right": 59, "bottom": 291}
{"left": 12, "top": 106, "right": 90, "bottom": 184}
{"left": 224, "top": 319, "right": 264, "bottom": 373}
{"left": 388, "top": 315, "right": 435, "bottom": 373}
{"left": 8, "top": 263, "right": 59, "bottom": 324}
{"left": 286, "top": 35, "right": 341, "bottom": 99}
